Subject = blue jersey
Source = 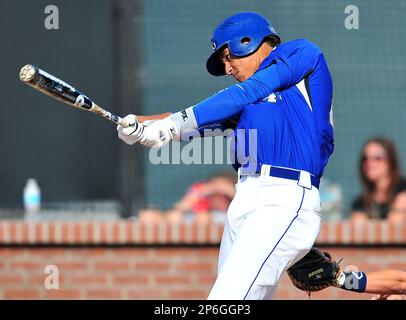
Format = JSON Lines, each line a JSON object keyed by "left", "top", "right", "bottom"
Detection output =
{"left": 193, "top": 39, "right": 334, "bottom": 178}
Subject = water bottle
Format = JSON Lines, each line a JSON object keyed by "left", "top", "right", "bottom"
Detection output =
{"left": 23, "top": 178, "right": 41, "bottom": 220}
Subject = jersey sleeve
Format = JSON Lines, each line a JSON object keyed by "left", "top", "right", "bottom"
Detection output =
{"left": 268, "top": 39, "right": 323, "bottom": 90}
{"left": 193, "top": 64, "right": 281, "bottom": 127}
{"left": 192, "top": 39, "right": 323, "bottom": 127}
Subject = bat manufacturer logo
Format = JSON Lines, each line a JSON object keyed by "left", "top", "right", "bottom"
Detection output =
{"left": 74, "top": 95, "right": 85, "bottom": 108}
{"left": 38, "top": 69, "right": 76, "bottom": 91}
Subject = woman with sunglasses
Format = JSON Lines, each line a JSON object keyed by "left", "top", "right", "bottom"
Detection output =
{"left": 351, "top": 137, "right": 406, "bottom": 223}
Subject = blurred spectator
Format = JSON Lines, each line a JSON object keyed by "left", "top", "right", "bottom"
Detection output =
{"left": 137, "top": 208, "right": 164, "bottom": 224}
{"left": 351, "top": 137, "right": 406, "bottom": 223}
{"left": 319, "top": 177, "right": 343, "bottom": 221}
{"left": 169, "top": 171, "right": 237, "bottom": 223}
{"left": 139, "top": 171, "right": 237, "bottom": 224}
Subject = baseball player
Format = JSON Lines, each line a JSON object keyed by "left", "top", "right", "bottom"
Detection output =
{"left": 117, "top": 12, "right": 334, "bottom": 299}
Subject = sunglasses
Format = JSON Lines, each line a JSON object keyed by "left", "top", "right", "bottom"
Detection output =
{"left": 362, "top": 155, "right": 387, "bottom": 162}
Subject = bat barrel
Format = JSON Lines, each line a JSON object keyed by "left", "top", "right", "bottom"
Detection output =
{"left": 19, "top": 64, "right": 129, "bottom": 128}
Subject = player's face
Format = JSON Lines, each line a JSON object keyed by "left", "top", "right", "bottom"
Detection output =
{"left": 220, "top": 47, "right": 261, "bottom": 82}
{"left": 362, "top": 142, "right": 390, "bottom": 182}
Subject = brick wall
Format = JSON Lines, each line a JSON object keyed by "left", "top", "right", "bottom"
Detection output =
{"left": 0, "top": 221, "right": 405, "bottom": 299}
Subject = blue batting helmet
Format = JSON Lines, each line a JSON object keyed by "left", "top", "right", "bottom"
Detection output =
{"left": 206, "top": 12, "right": 280, "bottom": 76}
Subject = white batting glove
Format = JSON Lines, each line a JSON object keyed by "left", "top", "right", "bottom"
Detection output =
{"left": 117, "top": 114, "right": 142, "bottom": 145}
{"left": 117, "top": 114, "right": 180, "bottom": 148}
{"left": 138, "top": 117, "right": 180, "bottom": 148}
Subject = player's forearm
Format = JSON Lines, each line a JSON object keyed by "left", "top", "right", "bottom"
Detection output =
{"left": 137, "top": 112, "right": 172, "bottom": 123}
{"left": 139, "top": 65, "right": 281, "bottom": 136}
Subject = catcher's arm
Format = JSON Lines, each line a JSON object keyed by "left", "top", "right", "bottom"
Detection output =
{"left": 362, "top": 270, "right": 406, "bottom": 295}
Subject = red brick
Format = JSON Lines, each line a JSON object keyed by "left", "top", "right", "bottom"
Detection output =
{"left": 167, "top": 223, "right": 174, "bottom": 242}
{"left": 35, "top": 223, "right": 42, "bottom": 242}
{"left": 21, "top": 223, "right": 29, "bottom": 243}
{"left": 0, "top": 248, "right": 26, "bottom": 256}
{"left": 100, "top": 223, "right": 111, "bottom": 243}
{"left": 113, "top": 275, "right": 149, "bottom": 285}
{"left": 127, "top": 289, "right": 165, "bottom": 299}
{"left": 205, "top": 222, "right": 211, "bottom": 242}
{"left": 59, "top": 262, "right": 87, "bottom": 270}
{"left": 0, "top": 275, "right": 23, "bottom": 284}
{"left": 157, "top": 248, "right": 192, "bottom": 256}
{"left": 197, "top": 275, "right": 216, "bottom": 285}
{"left": 87, "top": 223, "right": 96, "bottom": 243}
{"left": 387, "top": 263, "right": 406, "bottom": 270}
{"left": 192, "top": 223, "right": 199, "bottom": 242}
{"left": 94, "top": 262, "right": 130, "bottom": 271}
{"left": 152, "top": 223, "right": 159, "bottom": 243}
{"left": 28, "top": 249, "right": 66, "bottom": 256}
{"left": 196, "top": 248, "right": 219, "bottom": 256}
{"left": 177, "top": 263, "right": 213, "bottom": 272}
{"left": 375, "top": 223, "right": 382, "bottom": 243}
{"left": 388, "top": 223, "right": 396, "bottom": 243}
{"left": 48, "top": 223, "right": 55, "bottom": 243}
{"left": 126, "top": 222, "right": 134, "bottom": 243}
{"left": 29, "top": 275, "right": 65, "bottom": 285}
{"left": 71, "top": 275, "right": 108, "bottom": 285}
{"left": 45, "top": 290, "right": 81, "bottom": 299}
{"left": 217, "top": 224, "right": 223, "bottom": 240}
{"left": 317, "top": 223, "right": 329, "bottom": 243}
{"left": 5, "top": 289, "right": 40, "bottom": 299}
{"left": 273, "top": 288, "right": 291, "bottom": 300}
{"left": 113, "top": 223, "right": 120, "bottom": 242}
{"left": 9, "top": 222, "right": 17, "bottom": 243}
{"left": 336, "top": 223, "right": 343, "bottom": 243}
{"left": 136, "top": 262, "right": 170, "bottom": 271}
{"left": 87, "top": 290, "right": 122, "bottom": 299}
{"left": 361, "top": 224, "right": 369, "bottom": 243}
{"left": 155, "top": 276, "right": 191, "bottom": 285}
{"left": 67, "top": 248, "right": 108, "bottom": 256}
{"left": 61, "top": 223, "right": 69, "bottom": 243}
{"left": 403, "top": 223, "right": 406, "bottom": 241}
{"left": 169, "top": 290, "right": 207, "bottom": 299}
{"left": 139, "top": 223, "right": 146, "bottom": 244}
{"left": 336, "top": 289, "right": 366, "bottom": 300}
{"left": 11, "top": 262, "right": 42, "bottom": 270}
{"left": 113, "top": 248, "right": 149, "bottom": 257}
{"left": 73, "top": 223, "right": 81, "bottom": 242}
{"left": 179, "top": 223, "right": 186, "bottom": 242}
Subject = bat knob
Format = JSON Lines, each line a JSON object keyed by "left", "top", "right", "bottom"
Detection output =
{"left": 19, "top": 64, "right": 37, "bottom": 82}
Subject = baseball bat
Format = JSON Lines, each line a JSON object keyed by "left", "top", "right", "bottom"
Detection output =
{"left": 19, "top": 64, "right": 129, "bottom": 127}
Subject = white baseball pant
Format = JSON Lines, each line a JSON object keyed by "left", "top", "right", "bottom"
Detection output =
{"left": 208, "top": 168, "right": 321, "bottom": 300}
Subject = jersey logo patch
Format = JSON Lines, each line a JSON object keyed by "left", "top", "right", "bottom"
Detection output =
{"left": 266, "top": 93, "right": 277, "bottom": 103}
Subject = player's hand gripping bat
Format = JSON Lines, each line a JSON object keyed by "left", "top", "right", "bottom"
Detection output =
{"left": 19, "top": 64, "right": 130, "bottom": 127}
